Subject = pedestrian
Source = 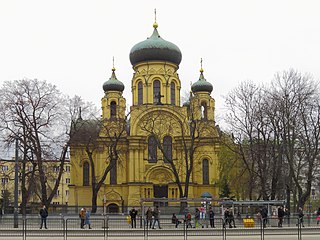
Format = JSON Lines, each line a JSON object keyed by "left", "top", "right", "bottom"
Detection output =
{"left": 171, "top": 213, "right": 181, "bottom": 228}
{"left": 85, "top": 208, "right": 92, "bottom": 229}
{"left": 194, "top": 208, "right": 200, "bottom": 228}
{"left": 259, "top": 206, "right": 268, "bottom": 228}
{"left": 316, "top": 207, "right": 320, "bottom": 225}
{"left": 79, "top": 208, "right": 86, "bottom": 229}
{"left": 200, "top": 204, "right": 206, "bottom": 220}
{"left": 39, "top": 205, "right": 48, "bottom": 229}
{"left": 152, "top": 206, "right": 161, "bottom": 229}
{"left": 129, "top": 207, "right": 138, "bottom": 228}
{"left": 224, "top": 208, "right": 232, "bottom": 228}
{"left": 277, "top": 206, "right": 285, "bottom": 227}
{"left": 298, "top": 207, "right": 305, "bottom": 227}
{"left": 209, "top": 207, "right": 215, "bottom": 228}
{"left": 229, "top": 208, "right": 236, "bottom": 228}
{"left": 145, "top": 207, "right": 153, "bottom": 228}
{"left": 185, "top": 210, "right": 192, "bottom": 228}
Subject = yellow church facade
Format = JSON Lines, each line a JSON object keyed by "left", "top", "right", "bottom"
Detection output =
{"left": 68, "top": 20, "right": 220, "bottom": 213}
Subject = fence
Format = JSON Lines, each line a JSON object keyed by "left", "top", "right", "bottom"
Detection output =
{"left": 0, "top": 215, "right": 319, "bottom": 239}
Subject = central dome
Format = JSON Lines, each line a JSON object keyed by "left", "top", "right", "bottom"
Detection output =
{"left": 129, "top": 23, "right": 182, "bottom": 66}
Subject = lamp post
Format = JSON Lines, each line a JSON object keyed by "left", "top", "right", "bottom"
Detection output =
{"left": 201, "top": 192, "right": 212, "bottom": 228}
{"left": 14, "top": 137, "right": 19, "bottom": 228}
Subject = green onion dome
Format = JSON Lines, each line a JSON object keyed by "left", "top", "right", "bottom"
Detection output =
{"left": 102, "top": 67, "right": 124, "bottom": 92}
{"left": 129, "top": 22, "right": 182, "bottom": 66}
{"left": 191, "top": 68, "right": 213, "bottom": 93}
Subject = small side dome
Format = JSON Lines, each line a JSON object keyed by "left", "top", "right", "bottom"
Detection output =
{"left": 129, "top": 23, "right": 182, "bottom": 66}
{"left": 102, "top": 67, "right": 125, "bottom": 92}
{"left": 191, "top": 68, "right": 213, "bottom": 93}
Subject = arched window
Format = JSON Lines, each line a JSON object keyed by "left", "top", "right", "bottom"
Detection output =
{"left": 153, "top": 80, "right": 161, "bottom": 104}
{"left": 163, "top": 136, "right": 172, "bottom": 163}
{"left": 110, "top": 161, "right": 117, "bottom": 185}
{"left": 110, "top": 101, "right": 117, "bottom": 118}
{"left": 83, "top": 162, "right": 90, "bottom": 186}
{"left": 170, "top": 82, "right": 176, "bottom": 105}
{"left": 202, "top": 159, "right": 209, "bottom": 185}
{"left": 201, "top": 102, "right": 207, "bottom": 119}
{"left": 138, "top": 81, "right": 143, "bottom": 105}
{"left": 148, "top": 136, "right": 157, "bottom": 163}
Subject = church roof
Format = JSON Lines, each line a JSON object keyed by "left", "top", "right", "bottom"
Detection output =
{"left": 129, "top": 22, "right": 182, "bottom": 66}
{"left": 102, "top": 67, "right": 125, "bottom": 92}
{"left": 191, "top": 68, "right": 213, "bottom": 93}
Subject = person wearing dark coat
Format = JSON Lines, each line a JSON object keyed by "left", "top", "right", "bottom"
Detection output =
{"left": 224, "top": 208, "right": 234, "bottom": 228}
{"left": 260, "top": 206, "right": 268, "bottom": 228}
{"left": 298, "top": 207, "right": 305, "bottom": 227}
{"left": 152, "top": 206, "right": 161, "bottom": 229}
{"left": 229, "top": 208, "right": 236, "bottom": 228}
{"left": 277, "top": 206, "right": 285, "bottom": 227}
{"left": 129, "top": 207, "right": 138, "bottom": 228}
{"left": 171, "top": 213, "right": 181, "bottom": 228}
{"left": 39, "top": 205, "right": 48, "bottom": 229}
{"left": 209, "top": 207, "right": 215, "bottom": 228}
{"left": 145, "top": 207, "right": 153, "bottom": 228}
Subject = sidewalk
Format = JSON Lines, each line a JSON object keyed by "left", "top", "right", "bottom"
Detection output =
{"left": 2, "top": 236, "right": 320, "bottom": 240}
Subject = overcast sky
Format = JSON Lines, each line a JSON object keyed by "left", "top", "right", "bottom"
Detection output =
{"left": 1, "top": 0, "right": 320, "bottom": 125}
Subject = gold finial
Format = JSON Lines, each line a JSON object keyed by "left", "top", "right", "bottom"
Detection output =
{"left": 153, "top": 8, "right": 158, "bottom": 29}
{"left": 200, "top": 58, "right": 204, "bottom": 73}
{"left": 112, "top": 57, "right": 115, "bottom": 72}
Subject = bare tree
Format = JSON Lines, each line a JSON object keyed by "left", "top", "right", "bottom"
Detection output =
{"left": 0, "top": 79, "right": 95, "bottom": 210}
{"left": 224, "top": 69, "right": 320, "bottom": 210}
{"left": 139, "top": 97, "right": 218, "bottom": 207}
{"left": 269, "top": 69, "right": 320, "bottom": 210}
{"left": 70, "top": 114, "right": 129, "bottom": 213}
{"left": 224, "top": 82, "right": 265, "bottom": 199}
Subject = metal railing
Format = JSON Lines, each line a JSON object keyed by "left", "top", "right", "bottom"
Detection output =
{"left": 0, "top": 215, "right": 319, "bottom": 239}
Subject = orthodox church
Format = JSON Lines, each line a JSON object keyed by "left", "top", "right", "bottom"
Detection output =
{"left": 68, "top": 18, "right": 220, "bottom": 213}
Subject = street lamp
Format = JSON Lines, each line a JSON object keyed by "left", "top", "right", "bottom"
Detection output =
{"left": 14, "top": 137, "right": 19, "bottom": 228}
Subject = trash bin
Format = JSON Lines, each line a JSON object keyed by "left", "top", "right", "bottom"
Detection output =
{"left": 243, "top": 218, "right": 255, "bottom": 227}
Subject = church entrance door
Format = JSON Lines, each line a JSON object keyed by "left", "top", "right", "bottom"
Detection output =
{"left": 153, "top": 185, "right": 168, "bottom": 207}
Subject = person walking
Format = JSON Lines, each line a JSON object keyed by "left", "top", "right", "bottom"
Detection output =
{"left": 316, "top": 207, "right": 320, "bottom": 225}
{"left": 209, "top": 207, "right": 215, "bottom": 228}
{"left": 185, "top": 210, "right": 192, "bottom": 228}
{"left": 39, "top": 205, "right": 48, "bottom": 229}
{"left": 145, "top": 207, "right": 153, "bottom": 228}
{"left": 79, "top": 208, "right": 86, "bottom": 229}
{"left": 194, "top": 208, "right": 201, "bottom": 228}
{"left": 224, "top": 208, "right": 232, "bottom": 228}
{"left": 129, "top": 207, "right": 138, "bottom": 228}
{"left": 85, "top": 208, "right": 92, "bottom": 229}
{"left": 171, "top": 213, "right": 181, "bottom": 228}
{"left": 277, "top": 206, "right": 285, "bottom": 227}
{"left": 229, "top": 208, "right": 236, "bottom": 228}
{"left": 298, "top": 207, "right": 305, "bottom": 227}
{"left": 259, "top": 206, "right": 268, "bottom": 228}
{"left": 152, "top": 206, "right": 161, "bottom": 229}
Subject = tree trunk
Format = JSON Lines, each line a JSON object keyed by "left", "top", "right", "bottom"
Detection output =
{"left": 92, "top": 190, "right": 98, "bottom": 213}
